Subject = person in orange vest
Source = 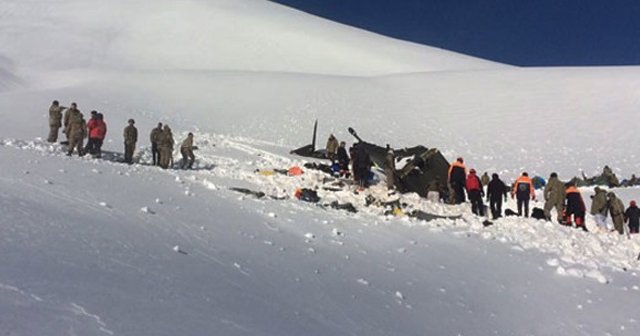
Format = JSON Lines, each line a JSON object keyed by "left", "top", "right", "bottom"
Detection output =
{"left": 512, "top": 172, "right": 535, "bottom": 217}
{"left": 465, "top": 169, "right": 485, "bottom": 216}
{"left": 565, "top": 182, "right": 587, "bottom": 231}
{"left": 448, "top": 157, "right": 467, "bottom": 204}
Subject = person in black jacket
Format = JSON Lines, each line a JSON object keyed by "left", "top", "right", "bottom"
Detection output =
{"left": 356, "top": 145, "right": 372, "bottom": 189}
{"left": 486, "top": 173, "right": 508, "bottom": 219}
{"left": 350, "top": 143, "right": 359, "bottom": 183}
{"left": 565, "top": 182, "right": 587, "bottom": 231}
{"left": 448, "top": 157, "right": 467, "bottom": 204}
{"left": 624, "top": 200, "right": 640, "bottom": 234}
{"left": 336, "top": 141, "right": 350, "bottom": 178}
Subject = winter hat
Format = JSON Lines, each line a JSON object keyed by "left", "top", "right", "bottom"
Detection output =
{"left": 469, "top": 168, "right": 476, "bottom": 174}
{"left": 631, "top": 200, "right": 637, "bottom": 207}
{"left": 128, "top": 118, "right": 135, "bottom": 124}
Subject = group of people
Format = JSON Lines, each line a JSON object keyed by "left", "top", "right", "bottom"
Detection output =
{"left": 47, "top": 101, "right": 197, "bottom": 169}
{"left": 448, "top": 157, "right": 640, "bottom": 235}
{"left": 48, "top": 101, "right": 108, "bottom": 157}
{"left": 326, "top": 134, "right": 377, "bottom": 190}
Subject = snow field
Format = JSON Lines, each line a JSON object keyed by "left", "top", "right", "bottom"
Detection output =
{"left": 3, "top": 132, "right": 640, "bottom": 287}
{"left": 2, "top": 0, "right": 640, "bottom": 334}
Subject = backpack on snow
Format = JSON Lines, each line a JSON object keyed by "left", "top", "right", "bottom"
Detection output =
{"left": 295, "top": 188, "right": 320, "bottom": 203}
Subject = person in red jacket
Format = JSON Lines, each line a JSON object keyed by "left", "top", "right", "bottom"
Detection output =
{"left": 466, "top": 168, "right": 485, "bottom": 216}
{"left": 512, "top": 172, "right": 535, "bottom": 217}
{"left": 85, "top": 111, "right": 99, "bottom": 155}
{"left": 94, "top": 113, "right": 107, "bottom": 157}
{"left": 565, "top": 182, "right": 587, "bottom": 231}
{"left": 86, "top": 112, "right": 107, "bottom": 158}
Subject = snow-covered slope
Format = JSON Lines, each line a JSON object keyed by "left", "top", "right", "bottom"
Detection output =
{"left": 0, "top": 0, "right": 501, "bottom": 80}
{"left": 2, "top": 137, "right": 640, "bottom": 336}
{"left": 2, "top": 0, "right": 640, "bottom": 335}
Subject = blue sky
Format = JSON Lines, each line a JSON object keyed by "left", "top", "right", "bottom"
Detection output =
{"left": 271, "top": 0, "right": 640, "bottom": 66}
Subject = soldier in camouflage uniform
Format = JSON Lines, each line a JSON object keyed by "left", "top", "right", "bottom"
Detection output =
{"left": 543, "top": 172, "right": 566, "bottom": 222}
{"left": 180, "top": 132, "right": 195, "bottom": 169}
{"left": 158, "top": 125, "right": 174, "bottom": 169}
{"left": 123, "top": 119, "right": 138, "bottom": 164}
{"left": 608, "top": 192, "right": 626, "bottom": 234}
{"left": 66, "top": 111, "right": 86, "bottom": 156}
{"left": 63, "top": 102, "right": 79, "bottom": 141}
{"left": 590, "top": 187, "right": 609, "bottom": 232}
{"left": 149, "top": 122, "right": 163, "bottom": 166}
{"left": 47, "top": 100, "right": 66, "bottom": 143}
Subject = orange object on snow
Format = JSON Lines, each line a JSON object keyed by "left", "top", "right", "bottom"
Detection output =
{"left": 288, "top": 166, "right": 304, "bottom": 176}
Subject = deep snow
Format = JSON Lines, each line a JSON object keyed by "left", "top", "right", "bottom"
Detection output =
{"left": 1, "top": 0, "right": 640, "bottom": 335}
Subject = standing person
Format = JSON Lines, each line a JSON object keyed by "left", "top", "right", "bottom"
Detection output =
{"left": 336, "top": 141, "right": 350, "bottom": 178}
{"left": 66, "top": 109, "right": 85, "bottom": 156}
{"left": 84, "top": 111, "right": 99, "bottom": 155}
{"left": 512, "top": 172, "right": 535, "bottom": 217}
{"left": 63, "top": 102, "right": 79, "bottom": 142}
{"left": 350, "top": 143, "right": 359, "bottom": 183}
{"left": 47, "top": 100, "right": 66, "bottom": 143}
{"left": 565, "top": 182, "right": 587, "bottom": 231}
{"left": 608, "top": 192, "right": 626, "bottom": 234}
{"left": 123, "top": 119, "right": 138, "bottom": 164}
{"left": 624, "top": 200, "right": 640, "bottom": 234}
{"left": 448, "top": 157, "right": 467, "bottom": 204}
{"left": 326, "top": 134, "right": 339, "bottom": 162}
{"left": 543, "top": 172, "right": 566, "bottom": 223}
{"left": 384, "top": 147, "right": 395, "bottom": 190}
{"left": 480, "top": 172, "right": 490, "bottom": 190}
{"left": 356, "top": 145, "right": 371, "bottom": 189}
{"left": 180, "top": 133, "right": 196, "bottom": 169}
{"left": 465, "top": 169, "right": 485, "bottom": 216}
{"left": 590, "top": 187, "right": 609, "bottom": 232}
{"left": 486, "top": 173, "right": 508, "bottom": 219}
{"left": 158, "top": 125, "right": 174, "bottom": 169}
{"left": 149, "top": 122, "right": 163, "bottom": 166}
{"left": 93, "top": 113, "right": 107, "bottom": 158}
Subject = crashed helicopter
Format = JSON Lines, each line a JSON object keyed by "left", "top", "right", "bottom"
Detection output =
{"left": 290, "top": 121, "right": 451, "bottom": 197}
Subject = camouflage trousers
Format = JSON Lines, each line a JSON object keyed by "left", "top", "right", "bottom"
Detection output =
{"left": 159, "top": 147, "right": 173, "bottom": 169}
{"left": 180, "top": 148, "right": 195, "bottom": 169}
{"left": 612, "top": 215, "right": 625, "bottom": 234}
{"left": 67, "top": 135, "right": 84, "bottom": 156}
{"left": 48, "top": 125, "right": 60, "bottom": 143}
{"left": 543, "top": 200, "right": 564, "bottom": 221}
{"left": 124, "top": 142, "right": 136, "bottom": 164}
